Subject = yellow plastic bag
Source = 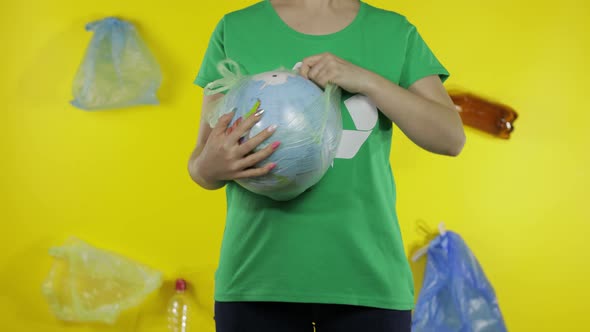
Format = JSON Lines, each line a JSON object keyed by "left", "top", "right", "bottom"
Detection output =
{"left": 42, "top": 238, "right": 163, "bottom": 324}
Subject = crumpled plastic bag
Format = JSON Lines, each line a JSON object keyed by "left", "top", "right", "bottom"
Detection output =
{"left": 412, "top": 231, "right": 508, "bottom": 332}
{"left": 42, "top": 238, "right": 163, "bottom": 324}
{"left": 71, "top": 17, "right": 162, "bottom": 110}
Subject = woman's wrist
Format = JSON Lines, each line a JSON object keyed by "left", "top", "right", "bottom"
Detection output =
{"left": 190, "top": 158, "right": 226, "bottom": 190}
{"left": 360, "top": 70, "right": 389, "bottom": 98}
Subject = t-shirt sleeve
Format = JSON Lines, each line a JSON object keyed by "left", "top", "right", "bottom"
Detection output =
{"left": 398, "top": 21, "right": 450, "bottom": 89}
{"left": 194, "top": 17, "right": 226, "bottom": 88}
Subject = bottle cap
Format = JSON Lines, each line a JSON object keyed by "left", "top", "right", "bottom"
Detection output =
{"left": 175, "top": 278, "right": 187, "bottom": 292}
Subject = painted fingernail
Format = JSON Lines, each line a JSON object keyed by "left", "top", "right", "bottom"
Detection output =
{"left": 268, "top": 163, "right": 277, "bottom": 170}
{"left": 254, "top": 109, "right": 265, "bottom": 117}
{"left": 267, "top": 124, "right": 278, "bottom": 133}
{"left": 271, "top": 141, "right": 281, "bottom": 149}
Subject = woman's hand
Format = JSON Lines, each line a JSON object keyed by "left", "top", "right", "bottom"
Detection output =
{"left": 298, "top": 52, "right": 465, "bottom": 156}
{"left": 299, "top": 52, "right": 376, "bottom": 94}
{"left": 192, "top": 109, "right": 280, "bottom": 186}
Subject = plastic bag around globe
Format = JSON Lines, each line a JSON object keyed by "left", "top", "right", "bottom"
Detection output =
{"left": 203, "top": 59, "right": 343, "bottom": 201}
{"left": 42, "top": 237, "right": 163, "bottom": 324}
{"left": 412, "top": 231, "right": 507, "bottom": 332}
{"left": 71, "top": 17, "right": 162, "bottom": 110}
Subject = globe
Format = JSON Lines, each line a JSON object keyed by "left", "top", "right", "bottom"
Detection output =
{"left": 214, "top": 70, "right": 342, "bottom": 201}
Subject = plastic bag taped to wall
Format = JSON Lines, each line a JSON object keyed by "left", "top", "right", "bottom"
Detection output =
{"left": 413, "top": 231, "right": 507, "bottom": 332}
{"left": 42, "top": 237, "right": 163, "bottom": 324}
{"left": 71, "top": 17, "right": 162, "bottom": 110}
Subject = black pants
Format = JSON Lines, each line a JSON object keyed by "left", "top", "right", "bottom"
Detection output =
{"left": 214, "top": 301, "right": 412, "bottom": 332}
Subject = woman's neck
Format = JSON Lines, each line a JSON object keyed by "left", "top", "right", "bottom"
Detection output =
{"left": 271, "top": 0, "right": 359, "bottom": 10}
{"left": 269, "top": 0, "right": 361, "bottom": 36}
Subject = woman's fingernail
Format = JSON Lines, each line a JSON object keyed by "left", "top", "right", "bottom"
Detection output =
{"left": 268, "top": 163, "right": 277, "bottom": 170}
{"left": 267, "top": 124, "right": 277, "bottom": 132}
{"left": 271, "top": 141, "right": 281, "bottom": 149}
{"left": 254, "top": 109, "right": 265, "bottom": 117}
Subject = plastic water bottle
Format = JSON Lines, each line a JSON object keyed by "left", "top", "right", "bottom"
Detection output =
{"left": 167, "top": 279, "right": 193, "bottom": 332}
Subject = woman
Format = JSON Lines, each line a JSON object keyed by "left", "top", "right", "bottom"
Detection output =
{"left": 188, "top": 1, "right": 465, "bottom": 331}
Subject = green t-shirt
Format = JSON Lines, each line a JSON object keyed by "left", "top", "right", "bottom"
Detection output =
{"left": 194, "top": 0, "right": 449, "bottom": 310}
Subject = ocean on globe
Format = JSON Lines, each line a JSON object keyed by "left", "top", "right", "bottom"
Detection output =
{"left": 212, "top": 70, "right": 342, "bottom": 201}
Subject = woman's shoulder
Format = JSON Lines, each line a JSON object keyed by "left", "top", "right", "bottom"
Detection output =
{"left": 362, "top": 2, "right": 413, "bottom": 28}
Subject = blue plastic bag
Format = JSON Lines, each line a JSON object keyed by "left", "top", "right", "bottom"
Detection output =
{"left": 71, "top": 17, "right": 162, "bottom": 110}
{"left": 413, "top": 231, "right": 507, "bottom": 332}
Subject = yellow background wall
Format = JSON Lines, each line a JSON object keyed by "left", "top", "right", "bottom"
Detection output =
{"left": 1, "top": 0, "right": 589, "bottom": 331}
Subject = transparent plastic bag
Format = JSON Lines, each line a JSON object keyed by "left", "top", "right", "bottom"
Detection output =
{"left": 413, "top": 231, "right": 507, "bottom": 332}
{"left": 42, "top": 237, "right": 163, "bottom": 324}
{"left": 71, "top": 17, "right": 162, "bottom": 110}
{"left": 204, "top": 60, "right": 342, "bottom": 201}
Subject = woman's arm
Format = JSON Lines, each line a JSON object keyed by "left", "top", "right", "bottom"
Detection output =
{"left": 188, "top": 94, "right": 226, "bottom": 190}
{"left": 300, "top": 53, "right": 465, "bottom": 156}
{"left": 364, "top": 74, "right": 465, "bottom": 156}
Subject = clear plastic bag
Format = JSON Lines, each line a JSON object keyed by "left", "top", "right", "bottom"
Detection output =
{"left": 42, "top": 238, "right": 163, "bottom": 324}
{"left": 71, "top": 17, "right": 162, "bottom": 110}
{"left": 413, "top": 231, "right": 507, "bottom": 332}
{"left": 204, "top": 60, "right": 342, "bottom": 201}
